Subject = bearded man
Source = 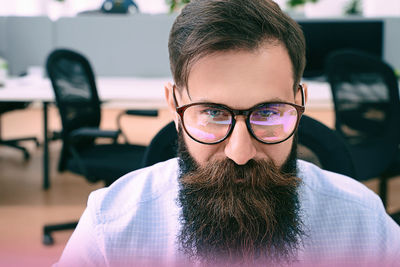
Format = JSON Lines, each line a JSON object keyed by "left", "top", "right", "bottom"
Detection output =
{"left": 55, "top": 0, "right": 400, "bottom": 266}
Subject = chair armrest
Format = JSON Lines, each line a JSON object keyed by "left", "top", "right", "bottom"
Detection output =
{"left": 69, "top": 127, "right": 120, "bottom": 140}
{"left": 116, "top": 109, "right": 158, "bottom": 143}
{"left": 124, "top": 109, "right": 158, "bottom": 117}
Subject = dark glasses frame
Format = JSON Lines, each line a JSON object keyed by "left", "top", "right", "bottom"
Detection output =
{"left": 173, "top": 84, "right": 305, "bottom": 145}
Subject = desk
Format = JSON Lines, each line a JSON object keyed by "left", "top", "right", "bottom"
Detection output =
{"left": 0, "top": 77, "right": 332, "bottom": 189}
{"left": 0, "top": 76, "right": 172, "bottom": 189}
{"left": 0, "top": 76, "right": 171, "bottom": 108}
{"left": 0, "top": 77, "right": 334, "bottom": 108}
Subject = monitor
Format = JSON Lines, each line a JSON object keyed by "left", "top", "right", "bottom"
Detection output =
{"left": 298, "top": 19, "right": 384, "bottom": 78}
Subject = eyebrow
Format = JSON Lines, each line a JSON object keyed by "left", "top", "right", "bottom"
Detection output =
{"left": 185, "top": 86, "right": 292, "bottom": 105}
{"left": 191, "top": 97, "right": 291, "bottom": 109}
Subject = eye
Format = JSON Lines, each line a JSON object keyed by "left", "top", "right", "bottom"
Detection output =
{"left": 201, "top": 107, "right": 229, "bottom": 119}
{"left": 203, "top": 108, "right": 221, "bottom": 117}
{"left": 252, "top": 108, "right": 280, "bottom": 120}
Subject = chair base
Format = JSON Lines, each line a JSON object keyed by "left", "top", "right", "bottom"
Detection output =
{"left": 0, "top": 137, "right": 40, "bottom": 160}
{"left": 43, "top": 221, "right": 78, "bottom": 246}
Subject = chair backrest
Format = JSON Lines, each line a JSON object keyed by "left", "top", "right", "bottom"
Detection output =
{"left": 143, "top": 115, "right": 356, "bottom": 178}
{"left": 142, "top": 121, "right": 178, "bottom": 167}
{"left": 297, "top": 115, "right": 356, "bottom": 178}
{"left": 46, "top": 49, "right": 102, "bottom": 171}
{"left": 325, "top": 49, "right": 400, "bottom": 145}
{"left": 46, "top": 49, "right": 101, "bottom": 137}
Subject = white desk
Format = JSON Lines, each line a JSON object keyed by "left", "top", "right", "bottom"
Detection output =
{"left": 0, "top": 76, "right": 333, "bottom": 189}
{"left": 0, "top": 76, "right": 172, "bottom": 108}
{"left": 303, "top": 80, "right": 333, "bottom": 110}
{"left": 0, "top": 76, "right": 333, "bottom": 109}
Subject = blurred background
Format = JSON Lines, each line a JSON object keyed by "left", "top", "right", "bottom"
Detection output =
{"left": 1, "top": 0, "right": 399, "bottom": 18}
{"left": 0, "top": 1, "right": 399, "bottom": 266}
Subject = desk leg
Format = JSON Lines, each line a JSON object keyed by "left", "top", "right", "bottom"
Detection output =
{"left": 43, "top": 102, "right": 50, "bottom": 190}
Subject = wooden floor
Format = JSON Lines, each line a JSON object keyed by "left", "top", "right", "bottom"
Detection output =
{"left": 0, "top": 106, "right": 399, "bottom": 267}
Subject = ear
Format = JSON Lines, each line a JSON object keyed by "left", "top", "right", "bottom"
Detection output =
{"left": 164, "top": 82, "right": 180, "bottom": 131}
{"left": 295, "top": 83, "right": 308, "bottom": 106}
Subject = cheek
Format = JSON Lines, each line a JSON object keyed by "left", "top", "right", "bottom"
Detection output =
{"left": 182, "top": 129, "right": 294, "bottom": 167}
{"left": 183, "top": 133, "right": 221, "bottom": 166}
{"left": 260, "top": 137, "right": 293, "bottom": 167}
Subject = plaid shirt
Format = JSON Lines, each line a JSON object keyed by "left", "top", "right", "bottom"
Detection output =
{"left": 55, "top": 159, "right": 400, "bottom": 266}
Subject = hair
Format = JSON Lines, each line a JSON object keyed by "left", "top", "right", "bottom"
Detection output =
{"left": 168, "top": 0, "right": 306, "bottom": 93}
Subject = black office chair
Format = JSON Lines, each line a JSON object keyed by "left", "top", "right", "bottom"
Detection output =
{"left": 42, "top": 48, "right": 157, "bottom": 245}
{"left": 142, "top": 120, "right": 178, "bottom": 167}
{"left": 0, "top": 102, "right": 39, "bottom": 159}
{"left": 325, "top": 49, "right": 400, "bottom": 208}
{"left": 297, "top": 115, "right": 356, "bottom": 177}
{"left": 143, "top": 115, "right": 356, "bottom": 178}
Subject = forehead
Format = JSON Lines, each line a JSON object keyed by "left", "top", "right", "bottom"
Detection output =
{"left": 186, "top": 42, "right": 295, "bottom": 109}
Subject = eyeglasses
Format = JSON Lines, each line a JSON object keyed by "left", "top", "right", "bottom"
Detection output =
{"left": 173, "top": 85, "right": 305, "bottom": 145}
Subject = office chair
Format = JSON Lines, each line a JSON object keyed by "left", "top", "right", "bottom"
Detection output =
{"left": 0, "top": 102, "right": 39, "bottom": 160}
{"left": 42, "top": 48, "right": 157, "bottom": 245}
{"left": 142, "top": 120, "right": 178, "bottom": 167}
{"left": 142, "top": 115, "right": 356, "bottom": 178}
{"left": 325, "top": 49, "right": 400, "bottom": 208}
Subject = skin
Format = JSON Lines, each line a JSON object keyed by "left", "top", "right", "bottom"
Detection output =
{"left": 166, "top": 42, "right": 308, "bottom": 168}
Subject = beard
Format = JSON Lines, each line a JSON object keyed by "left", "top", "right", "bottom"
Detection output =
{"left": 177, "top": 127, "right": 304, "bottom": 266}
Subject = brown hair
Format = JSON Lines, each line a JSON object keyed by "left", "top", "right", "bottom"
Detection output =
{"left": 168, "top": 0, "right": 306, "bottom": 93}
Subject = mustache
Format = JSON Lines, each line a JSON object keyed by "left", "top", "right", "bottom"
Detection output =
{"left": 178, "top": 158, "right": 303, "bottom": 264}
{"left": 181, "top": 158, "right": 299, "bottom": 188}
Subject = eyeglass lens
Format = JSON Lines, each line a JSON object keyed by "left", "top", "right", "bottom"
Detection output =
{"left": 182, "top": 103, "right": 299, "bottom": 144}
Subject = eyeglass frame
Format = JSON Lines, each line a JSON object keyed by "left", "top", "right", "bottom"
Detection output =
{"left": 173, "top": 84, "right": 306, "bottom": 145}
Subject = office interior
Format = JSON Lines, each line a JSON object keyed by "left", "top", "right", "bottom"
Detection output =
{"left": 0, "top": 0, "right": 399, "bottom": 266}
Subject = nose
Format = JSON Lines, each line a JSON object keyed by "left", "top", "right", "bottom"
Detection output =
{"left": 224, "top": 117, "right": 257, "bottom": 165}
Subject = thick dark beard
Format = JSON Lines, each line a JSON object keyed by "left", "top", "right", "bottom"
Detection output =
{"left": 177, "top": 128, "right": 304, "bottom": 266}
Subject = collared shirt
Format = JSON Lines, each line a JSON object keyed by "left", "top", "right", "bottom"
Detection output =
{"left": 55, "top": 159, "right": 400, "bottom": 266}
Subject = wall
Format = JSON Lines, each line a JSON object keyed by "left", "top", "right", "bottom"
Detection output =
{"left": 364, "top": 0, "right": 400, "bottom": 17}
{"left": 1, "top": 15, "right": 400, "bottom": 76}
{"left": 54, "top": 14, "right": 175, "bottom": 77}
{"left": 2, "top": 14, "right": 176, "bottom": 77}
{"left": 384, "top": 18, "right": 400, "bottom": 73}
{"left": 4, "top": 16, "right": 53, "bottom": 75}
{"left": 0, "top": 17, "right": 6, "bottom": 58}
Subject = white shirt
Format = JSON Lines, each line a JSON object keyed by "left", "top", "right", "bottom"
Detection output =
{"left": 55, "top": 159, "right": 400, "bottom": 266}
